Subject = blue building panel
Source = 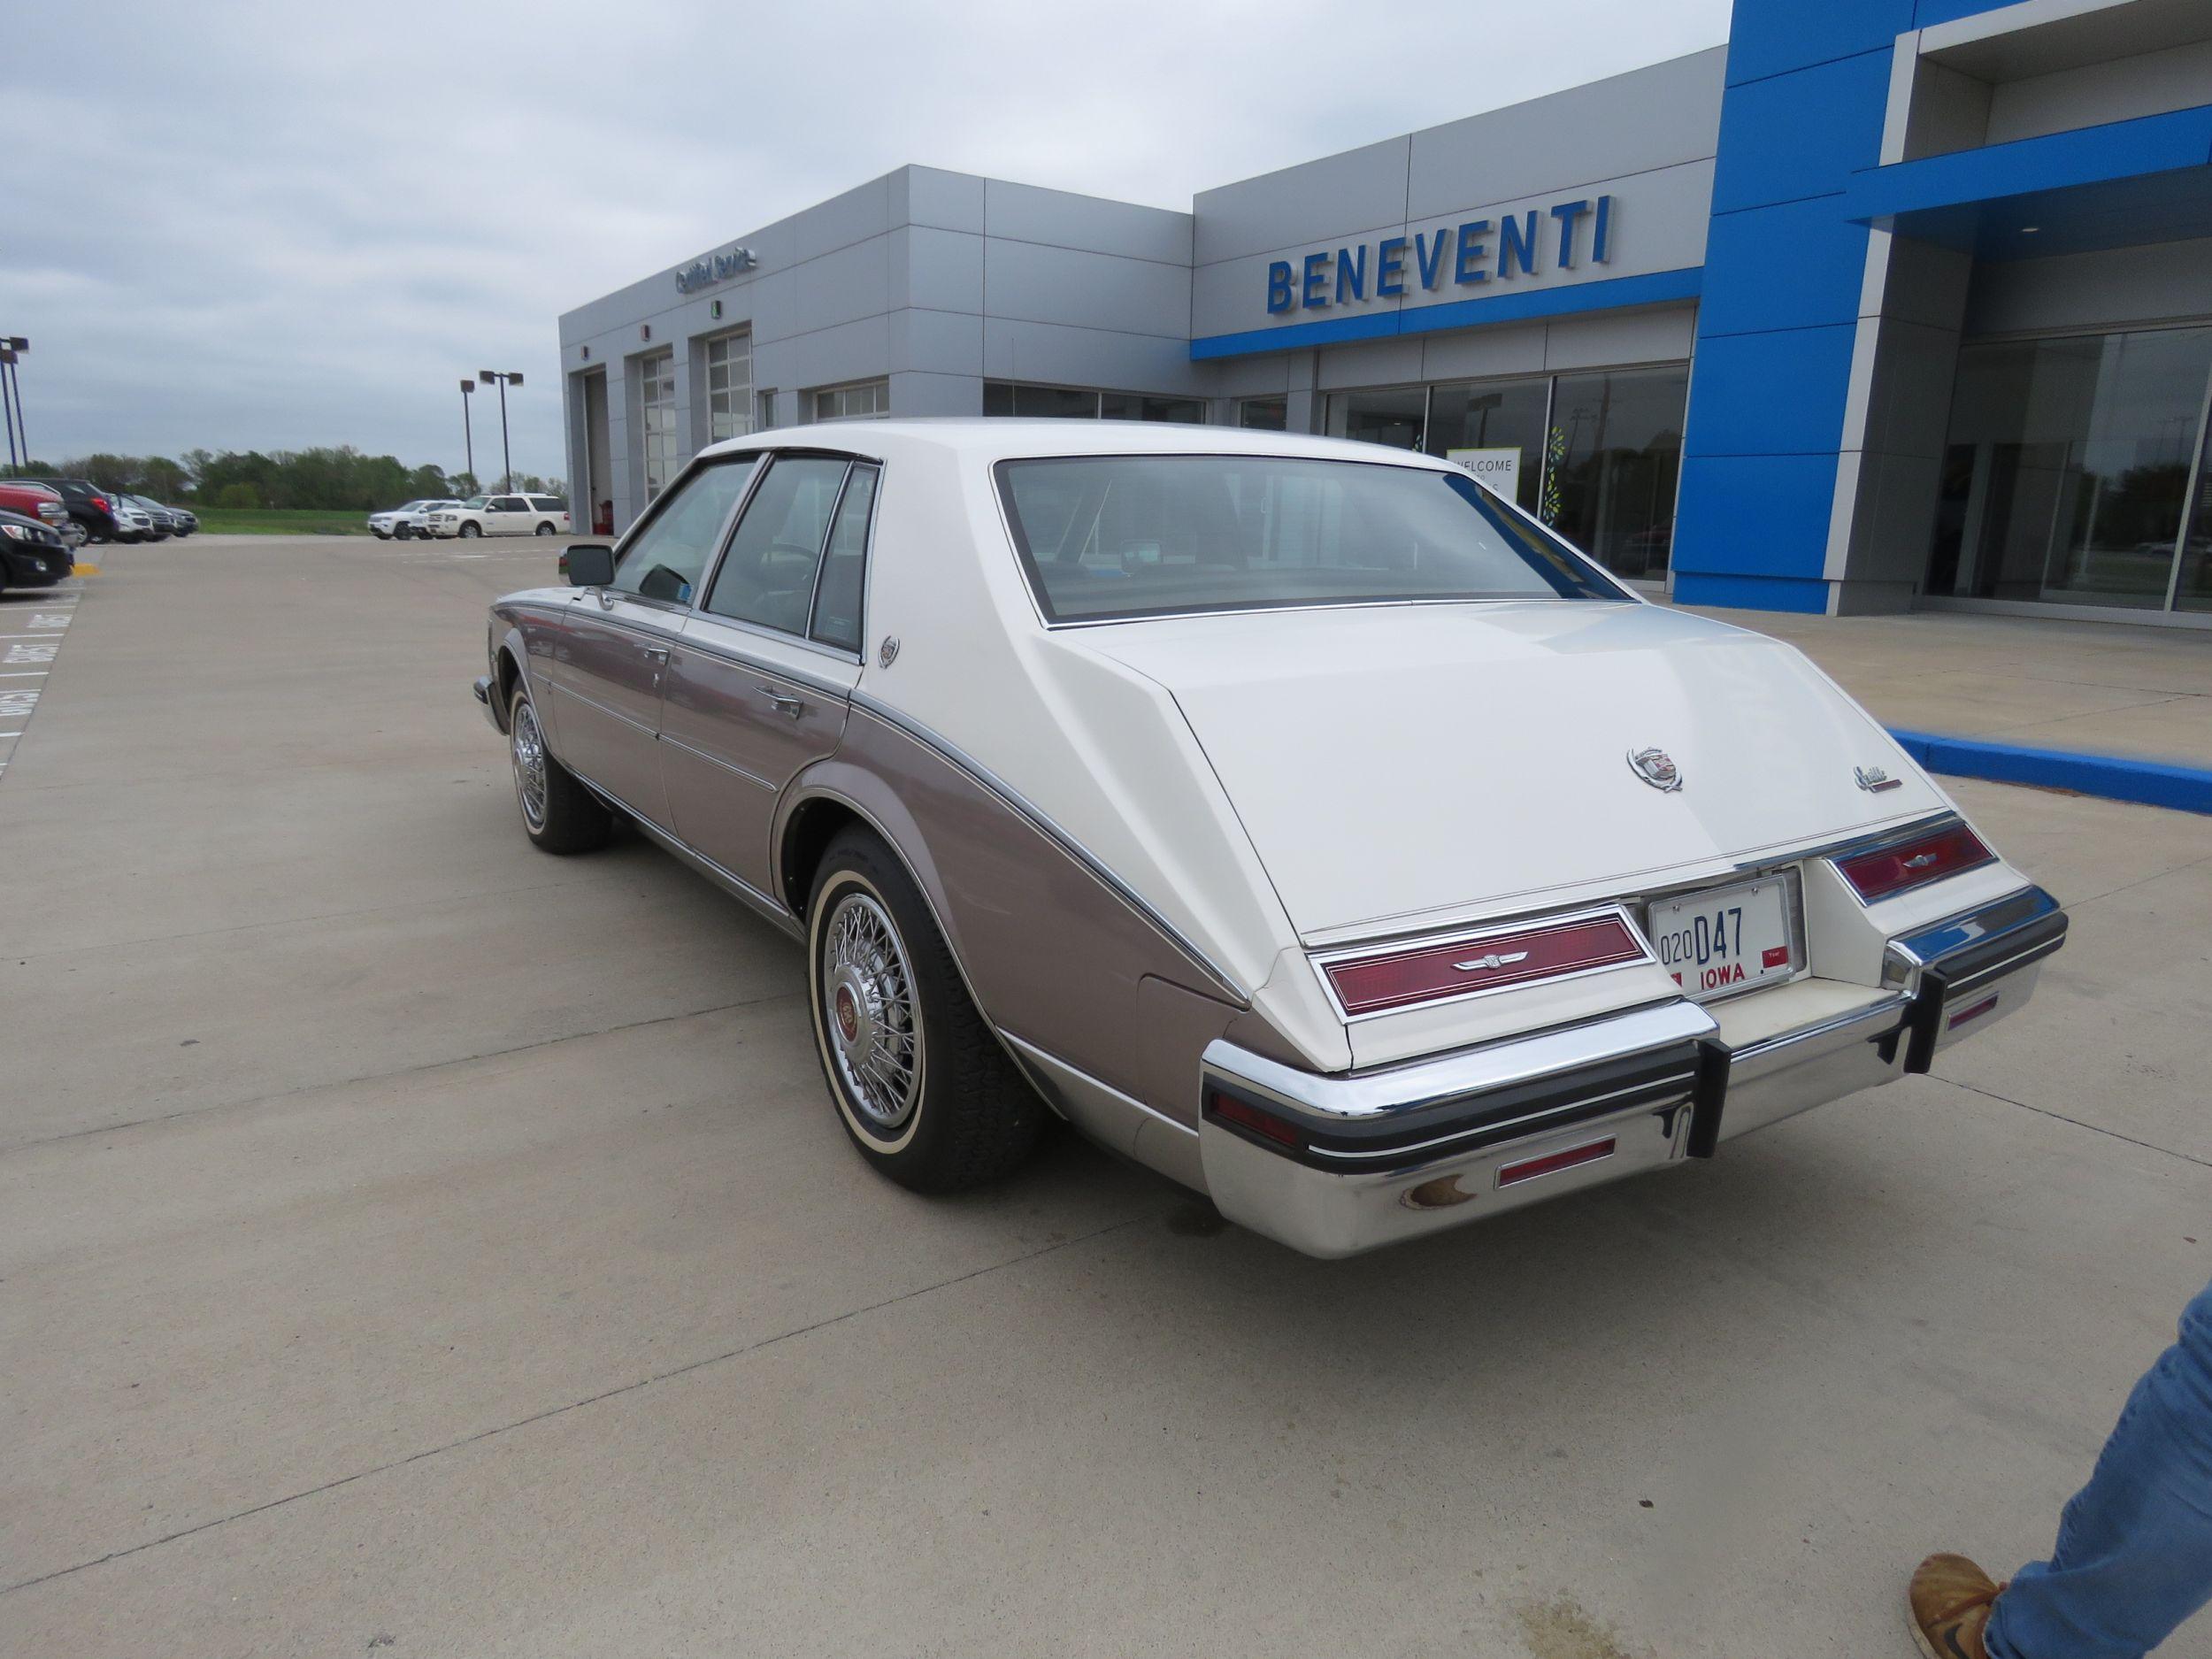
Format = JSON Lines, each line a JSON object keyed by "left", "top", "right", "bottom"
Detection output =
{"left": 1710, "top": 49, "right": 1897, "bottom": 213}
{"left": 1699, "top": 196, "right": 1873, "bottom": 336}
{"left": 1673, "top": 453, "right": 1840, "bottom": 586}
{"left": 1724, "top": 0, "right": 1916, "bottom": 87}
{"left": 1683, "top": 326, "right": 1859, "bottom": 457}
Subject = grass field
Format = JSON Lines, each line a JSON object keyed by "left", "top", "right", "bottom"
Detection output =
{"left": 186, "top": 508, "right": 370, "bottom": 536}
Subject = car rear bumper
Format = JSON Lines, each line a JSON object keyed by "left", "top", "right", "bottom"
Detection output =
{"left": 1198, "top": 884, "right": 2066, "bottom": 1257}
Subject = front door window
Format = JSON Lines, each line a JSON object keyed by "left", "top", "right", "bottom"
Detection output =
{"left": 611, "top": 457, "right": 758, "bottom": 605}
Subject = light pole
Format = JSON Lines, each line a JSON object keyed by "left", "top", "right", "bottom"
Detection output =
{"left": 478, "top": 370, "right": 523, "bottom": 490}
{"left": 458, "top": 379, "right": 477, "bottom": 489}
{"left": 0, "top": 337, "right": 27, "bottom": 470}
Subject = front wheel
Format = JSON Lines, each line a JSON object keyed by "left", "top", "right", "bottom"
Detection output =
{"left": 807, "top": 830, "right": 1044, "bottom": 1193}
{"left": 507, "top": 684, "right": 611, "bottom": 854}
{"left": 459, "top": 522, "right": 481, "bottom": 539}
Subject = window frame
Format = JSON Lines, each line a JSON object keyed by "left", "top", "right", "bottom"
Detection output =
{"left": 603, "top": 451, "right": 767, "bottom": 617}
{"left": 807, "top": 379, "right": 891, "bottom": 424}
{"left": 990, "top": 449, "right": 1634, "bottom": 629}
{"left": 673, "top": 446, "right": 879, "bottom": 663}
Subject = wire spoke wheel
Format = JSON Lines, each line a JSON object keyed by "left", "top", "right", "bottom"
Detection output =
{"left": 821, "top": 890, "right": 924, "bottom": 1133}
{"left": 511, "top": 700, "right": 549, "bottom": 830}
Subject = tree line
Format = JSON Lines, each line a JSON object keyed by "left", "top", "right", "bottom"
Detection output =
{"left": 12, "top": 447, "right": 562, "bottom": 511}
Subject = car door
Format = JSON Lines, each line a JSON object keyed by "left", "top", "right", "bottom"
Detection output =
{"left": 485, "top": 495, "right": 523, "bottom": 535}
{"left": 546, "top": 455, "right": 763, "bottom": 826}
{"left": 661, "top": 453, "right": 875, "bottom": 894}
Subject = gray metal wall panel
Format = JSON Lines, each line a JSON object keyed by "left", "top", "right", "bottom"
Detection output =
{"left": 891, "top": 308, "right": 985, "bottom": 377}
{"left": 1963, "top": 237, "right": 2212, "bottom": 335}
{"left": 904, "top": 227, "right": 986, "bottom": 314}
{"left": 1192, "top": 136, "right": 1412, "bottom": 266}
{"left": 1540, "top": 304, "right": 1699, "bottom": 372}
{"left": 900, "top": 165, "right": 987, "bottom": 234}
{"left": 980, "top": 318, "right": 1209, "bottom": 394}
{"left": 1418, "top": 321, "right": 1549, "bottom": 381}
{"left": 981, "top": 238, "right": 1192, "bottom": 339}
{"left": 1405, "top": 49, "right": 1725, "bottom": 220}
{"left": 983, "top": 179, "right": 1193, "bottom": 265}
{"left": 786, "top": 234, "right": 896, "bottom": 338}
{"left": 891, "top": 370, "right": 986, "bottom": 416}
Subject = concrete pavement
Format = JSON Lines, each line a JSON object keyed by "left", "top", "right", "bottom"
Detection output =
{"left": 4, "top": 538, "right": 2209, "bottom": 1656}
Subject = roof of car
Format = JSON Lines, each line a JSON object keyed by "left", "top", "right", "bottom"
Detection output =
{"left": 695, "top": 417, "right": 1463, "bottom": 472}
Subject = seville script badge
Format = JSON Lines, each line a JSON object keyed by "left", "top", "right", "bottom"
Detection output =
{"left": 1626, "top": 746, "right": 1683, "bottom": 793}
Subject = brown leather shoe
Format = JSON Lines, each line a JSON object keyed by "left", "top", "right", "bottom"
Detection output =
{"left": 1909, "top": 1553, "right": 2004, "bottom": 1659}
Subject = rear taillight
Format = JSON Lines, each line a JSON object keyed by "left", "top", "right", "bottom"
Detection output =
{"left": 1835, "top": 821, "right": 1993, "bottom": 902}
{"left": 90, "top": 495, "right": 109, "bottom": 511}
{"left": 1321, "top": 912, "right": 1647, "bottom": 1017}
{"left": 1206, "top": 1090, "right": 1302, "bottom": 1151}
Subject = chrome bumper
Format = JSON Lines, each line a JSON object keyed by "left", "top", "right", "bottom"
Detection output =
{"left": 1200, "top": 885, "right": 2067, "bottom": 1258}
{"left": 472, "top": 674, "right": 504, "bottom": 733}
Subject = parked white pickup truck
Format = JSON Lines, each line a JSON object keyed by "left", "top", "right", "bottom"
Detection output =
{"left": 426, "top": 493, "right": 572, "bottom": 540}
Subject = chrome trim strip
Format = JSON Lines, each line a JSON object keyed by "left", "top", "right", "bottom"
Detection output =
{"left": 658, "top": 731, "right": 776, "bottom": 791}
{"left": 571, "top": 772, "right": 801, "bottom": 939}
{"left": 845, "top": 694, "right": 1248, "bottom": 1005}
{"left": 1940, "top": 934, "right": 2066, "bottom": 998}
{"left": 1202, "top": 999, "right": 1716, "bottom": 1124}
{"left": 998, "top": 1031, "right": 1198, "bottom": 1141}
{"left": 1314, "top": 1068, "right": 1698, "bottom": 1164}
{"left": 1890, "top": 884, "right": 2062, "bottom": 973}
{"left": 1306, "top": 903, "right": 1657, "bottom": 1025}
{"left": 548, "top": 677, "right": 656, "bottom": 735}
{"left": 1726, "top": 992, "right": 1910, "bottom": 1080}
{"left": 678, "top": 621, "right": 862, "bottom": 692}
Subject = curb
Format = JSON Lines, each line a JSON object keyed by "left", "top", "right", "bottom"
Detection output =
{"left": 1888, "top": 728, "right": 2212, "bottom": 817}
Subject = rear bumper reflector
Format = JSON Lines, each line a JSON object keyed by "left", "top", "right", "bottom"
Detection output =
{"left": 1497, "top": 1138, "right": 1616, "bottom": 1188}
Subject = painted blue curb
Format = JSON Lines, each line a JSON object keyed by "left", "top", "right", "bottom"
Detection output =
{"left": 1887, "top": 728, "right": 2212, "bottom": 817}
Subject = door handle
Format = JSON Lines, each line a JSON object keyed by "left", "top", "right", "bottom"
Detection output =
{"left": 641, "top": 645, "right": 669, "bottom": 664}
{"left": 757, "top": 684, "right": 804, "bottom": 718}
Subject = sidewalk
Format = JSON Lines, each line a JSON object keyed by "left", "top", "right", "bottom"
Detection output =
{"left": 1682, "top": 604, "right": 2212, "bottom": 809}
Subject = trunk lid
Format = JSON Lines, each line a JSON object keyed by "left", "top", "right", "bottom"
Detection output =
{"left": 1079, "top": 600, "right": 1945, "bottom": 939}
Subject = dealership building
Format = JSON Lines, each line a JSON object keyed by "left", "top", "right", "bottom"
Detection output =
{"left": 560, "top": 0, "right": 2212, "bottom": 625}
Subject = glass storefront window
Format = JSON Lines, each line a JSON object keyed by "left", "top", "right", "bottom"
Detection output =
{"left": 1239, "top": 396, "right": 1287, "bottom": 431}
{"left": 1324, "top": 365, "right": 1689, "bottom": 578}
{"left": 1424, "top": 379, "right": 1549, "bottom": 514}
{"left": 1542, "top": 366, "right": 1689, "bottom": 581}
{"left": 637, "top": 349, "right": 678, "bottom": 502}
{"left": 1325, "top": 388, "right": 1426, "bottom": 451}
{"left": 983, "top": 382, "right": 1209, "bottom": 423}
{"left": 1928, "top": 326, "right": 2212, "bottom": 609}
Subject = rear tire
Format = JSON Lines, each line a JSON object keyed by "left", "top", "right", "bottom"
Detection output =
{"left": 507, "top": 683, "right": 611, "bottom": 855}
{"left": 807, "top": 829, "right": 1045, "bottom": 1193}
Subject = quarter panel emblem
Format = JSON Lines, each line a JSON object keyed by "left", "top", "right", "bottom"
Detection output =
{"left": 1626, "top": 747, "right": 1682, "bottom": 793}
{"left": 878, "top": 636, "right": 900, "bottom": 667}
{"left": 1855, "top": 764, "right": 1903, "bottom": 793}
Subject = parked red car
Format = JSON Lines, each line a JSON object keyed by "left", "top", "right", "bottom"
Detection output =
{"left": 0, "top": 480, "right": 75, "bottom": 542}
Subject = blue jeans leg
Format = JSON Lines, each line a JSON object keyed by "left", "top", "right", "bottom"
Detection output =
{"left": 1985, "top": 1278, "right": 2212, "bottom": 1659}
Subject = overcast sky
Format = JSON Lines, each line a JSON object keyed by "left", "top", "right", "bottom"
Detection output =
{"left": 9, "top": 0, "right": 1730, "bottom": 485}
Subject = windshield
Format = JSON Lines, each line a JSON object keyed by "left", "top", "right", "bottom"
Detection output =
{"left": 996, "top": 455, "right": 1627, "bottom": 623}
{"left": 459, "top": 496, "right": 488, "bottom": 510}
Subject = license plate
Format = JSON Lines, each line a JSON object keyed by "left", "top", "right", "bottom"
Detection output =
{"left": 1646, "top": 877, "right": 1796, "bottom": 1002}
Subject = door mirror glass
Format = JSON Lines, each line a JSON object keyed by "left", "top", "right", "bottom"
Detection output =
{"left": 562, "top": 544, "right": 616, "bottom": 587}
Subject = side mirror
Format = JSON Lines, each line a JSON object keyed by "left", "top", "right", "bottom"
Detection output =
{"left": 561, "top": 544, "right": 615, "bottom": 587}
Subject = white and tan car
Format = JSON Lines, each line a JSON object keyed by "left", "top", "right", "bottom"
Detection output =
{"left": 427, "top": 493, "right": 571, "bottom": 540}
{"left": 472, "top": 420, "right": 2066, "bottom": 1257}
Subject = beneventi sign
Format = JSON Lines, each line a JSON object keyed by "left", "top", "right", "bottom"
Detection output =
{"left": 1265, "top": 195, "right": 1614, "bottom": 315}
{"left": 676, "top": 245, "right": 759, "bottom": 294}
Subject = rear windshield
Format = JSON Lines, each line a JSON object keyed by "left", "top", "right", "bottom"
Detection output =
{"left": 995, "top": 454, "right": 1626, "bottom": 623}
